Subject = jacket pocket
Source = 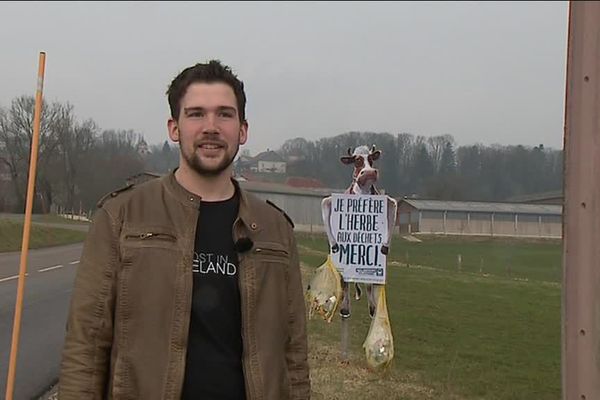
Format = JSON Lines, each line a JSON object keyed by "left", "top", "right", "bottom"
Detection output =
{"left": 120, "top": 226, "right": 179, "bottom": 260}
{"left": 122, "top": 228, "right": 177, "bottom": 248}
{"left": 251, "top": 241, "right": 291, "bottom": 343}
{"left": 252, "top": 241, "right": 289, "bottom": 261}
{"left": 115, "top": 226, "right": 181, "bottom": 398}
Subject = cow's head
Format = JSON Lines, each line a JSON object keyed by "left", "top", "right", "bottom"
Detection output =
{"left": 341, "top": 145, "right": 381, "bottom": 194}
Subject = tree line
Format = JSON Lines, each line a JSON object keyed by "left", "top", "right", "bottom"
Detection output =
{"left": 277, "top": 132, "right": 562, "bottom": 201}
{"left": 0, "top": 96, "right": 562, "bottom": 213}
{"left": 0, "top": 96, "right": 178, "bottom": 213}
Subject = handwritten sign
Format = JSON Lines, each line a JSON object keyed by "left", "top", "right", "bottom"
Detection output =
{"left": 330, "top": 193, "right": 388, "bottom": 284}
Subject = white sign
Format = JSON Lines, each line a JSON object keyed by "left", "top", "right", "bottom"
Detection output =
{"left": 330, "top": 193, "right": 388, "bottom": 284}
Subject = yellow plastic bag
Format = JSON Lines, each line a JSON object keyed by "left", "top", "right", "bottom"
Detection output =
{"left": 306, "top": 255, "right": 343, "bottom": 323}
{"left": 363, "top": 286, "right": 394, "bottom": 370}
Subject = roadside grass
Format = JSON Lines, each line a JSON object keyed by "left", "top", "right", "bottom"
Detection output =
{"left": 33, "top": 213, "right": 90, "bottom": 225}
{"left": 299, "top": 234, "right": 561, "bottom": 400}
{"left": 0, "top": 218, "right": 87, "bottom": 252}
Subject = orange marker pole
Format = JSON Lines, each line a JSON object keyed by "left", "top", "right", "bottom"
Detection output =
{"left": 5, "top": 51, "right": 46, "bottom": 400}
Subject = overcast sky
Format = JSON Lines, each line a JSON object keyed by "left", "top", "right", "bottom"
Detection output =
{"left": 1, "top": 1, "right": 568, "bottom": 154}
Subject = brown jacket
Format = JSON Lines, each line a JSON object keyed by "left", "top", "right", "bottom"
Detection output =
{"left": 59, "top": 173, "right": 310, "bottom": 399}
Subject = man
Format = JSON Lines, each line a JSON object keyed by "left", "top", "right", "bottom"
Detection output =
{"left": 59, "top": 60, "right": 310, "bottom": 400}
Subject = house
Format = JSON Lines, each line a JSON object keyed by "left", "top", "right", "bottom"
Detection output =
{"left": 254, "top": 150, "right": 286, "bottom": 173}
{"left": 236, "top": 150, "right": 287, "bottom": 174}
{"left": 136, "top": 138, "right": 150, "bottom": 156}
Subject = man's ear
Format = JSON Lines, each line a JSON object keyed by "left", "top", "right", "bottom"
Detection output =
{"left": 239, "top": 120, "right": 248, "bottom": 145}
{"left": 167, "top": 118, "right": 179, "bottom": 142}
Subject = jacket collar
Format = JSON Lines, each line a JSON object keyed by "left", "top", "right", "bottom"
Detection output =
{"left": 163, "top": 170, "right": 261, "bottom": 234}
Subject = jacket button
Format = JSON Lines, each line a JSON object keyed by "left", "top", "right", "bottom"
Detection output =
{"left": 251, "top": 223, "right": 257, "bottom": 230}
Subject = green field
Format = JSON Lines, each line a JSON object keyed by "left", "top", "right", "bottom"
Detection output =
{"left": 298, "top": 233, "right": 562, "bottom": 283}
{"left": 299, "top": 233, "right": 562, "bottom": 400}
{"left": 0, "top": 218, "right": 88, "bottom": 252}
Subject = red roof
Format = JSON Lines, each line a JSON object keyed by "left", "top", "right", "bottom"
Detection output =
{"left": 285, "top": 177, "right": 326, "bottom": 188}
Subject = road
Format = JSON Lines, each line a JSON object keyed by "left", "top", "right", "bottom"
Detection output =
{"left": 0, "top": 242, "right": 84, "bottom": 400}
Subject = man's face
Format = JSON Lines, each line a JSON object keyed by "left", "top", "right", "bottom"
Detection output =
{"left": 168, "top": 82, "right": 248, "bottom": 177}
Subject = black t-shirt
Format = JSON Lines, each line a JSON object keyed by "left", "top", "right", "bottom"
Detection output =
{"left": 181, "top": 191, "right": 246, "bottom": 400}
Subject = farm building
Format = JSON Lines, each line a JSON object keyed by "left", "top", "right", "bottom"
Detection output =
{"left": 123, "top": 172, "right": 563, "bottom": 238}
{"left": 238, "top": 180, "right": 338, "bottom": 233}
{"left": 506, "top": 190, "right": 563, "bottom": 205}
{"left": 125, "top": 171, "right": 340, "bottom": 232}
{"left": 397, "top": 198, "right": 562, "bottom": 238}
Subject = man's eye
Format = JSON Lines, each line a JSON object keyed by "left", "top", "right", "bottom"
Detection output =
{"left": 189, "top": 111, "right": 203, "bottom": 117}
{"left": 219, "top": 111, "right": 234, "bottom": 118}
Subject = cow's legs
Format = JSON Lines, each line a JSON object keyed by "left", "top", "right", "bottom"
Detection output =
{"left": 366, "top": 284, "right": 379, "bottom": 318}
{"left": 340, "top": 279, "right": 351, "bottom": 318}
{"left": 354, "top": 282, "right": 362, "bottom": 300}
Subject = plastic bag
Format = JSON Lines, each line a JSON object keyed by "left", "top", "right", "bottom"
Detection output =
{"left": 306, "top": 254, "right": 343, "bottom": 323}
{"left": 363, "top": 286, "right": 394, "bottom": 370}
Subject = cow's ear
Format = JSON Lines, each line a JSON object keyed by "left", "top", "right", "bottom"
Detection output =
{"left": 369, "top": 150, "right": 381, "bottom": 161}
{"left": 341, "top": 156, "right": 355, "bottom": 165}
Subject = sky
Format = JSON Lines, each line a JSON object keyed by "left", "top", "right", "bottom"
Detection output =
{"left": 0, "top": 1, "right": 568, "bottom": 155}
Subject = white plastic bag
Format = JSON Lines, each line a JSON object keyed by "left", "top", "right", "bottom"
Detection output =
{"left": 363, "top": 286, "right": 394, "bottom": 370}
{"left": 306, "top": 255, "right": 343, "bottom": 323}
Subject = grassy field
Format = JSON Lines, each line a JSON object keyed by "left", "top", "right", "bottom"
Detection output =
{"left": 298, "top": 233, "right": 562, "bottom": 283}
{"left": 0, "top": 218, "right": 88, "bottom": 252}
{"left": 299, "top": 233, "right": 562, "bottom": 400}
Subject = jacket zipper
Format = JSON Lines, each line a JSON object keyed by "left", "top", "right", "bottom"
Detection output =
{"left": 125, "top": 232, "right": 177, "bottom": 241}
{"left": 254, "top": 247, "right": 288, "bottom": 257}
{"left": 234, "top": 218, "right": 254, "bottom": 400}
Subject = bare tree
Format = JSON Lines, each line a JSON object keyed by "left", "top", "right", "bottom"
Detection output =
{"left": 51, "top": 109, "right": 98, "bottom": 211}
{"left": 0, "top": 96, "right": 64, "bottom": 211}
{"left": 427, "top": 134, "right": 455, "bottom": 173}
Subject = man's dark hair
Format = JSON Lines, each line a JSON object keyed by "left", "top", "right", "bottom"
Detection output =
{"left": 167, "top": 60, "right": 246, "bottom": 122}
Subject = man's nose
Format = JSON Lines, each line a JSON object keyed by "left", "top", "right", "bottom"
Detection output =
{"left": 202, "top": 114, "right": 220, "bottom": 134}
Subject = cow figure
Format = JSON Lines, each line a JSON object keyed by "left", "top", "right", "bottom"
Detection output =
{"left": 321, "top": 145, "right": 398, "bottom": 319}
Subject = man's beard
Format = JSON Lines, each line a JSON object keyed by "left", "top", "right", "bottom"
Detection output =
{"left": 180, "top": 135, "right": 240, "bottom": 177}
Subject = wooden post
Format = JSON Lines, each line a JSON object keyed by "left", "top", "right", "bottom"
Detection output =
{"left": 5, "top": 52, "right": 46, "bottom": 400}
{"left": 479, "top": 257, "right": 484, "bottom": 275}
{"left": 443, "top": 210, "right": 447, "bottom": 234}
{"left": 563, "top": 2, "right": 600, "bottom": 399}
{"left": 340, "top": 318, "right": 350, "bottom": 362}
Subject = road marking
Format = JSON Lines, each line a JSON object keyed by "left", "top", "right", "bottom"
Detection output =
{"left": 69, "top": 260, "right": 80, "bottom": 265}
{"left": 39, "top": 265, "right": 64, "bottom": 273}
{"left": 0, "top": 273, "right": 29, "bottom": 283}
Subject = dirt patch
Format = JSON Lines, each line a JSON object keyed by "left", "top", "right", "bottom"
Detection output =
{"left": 308, "top": 335, "right": 439, "bottom": 400}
